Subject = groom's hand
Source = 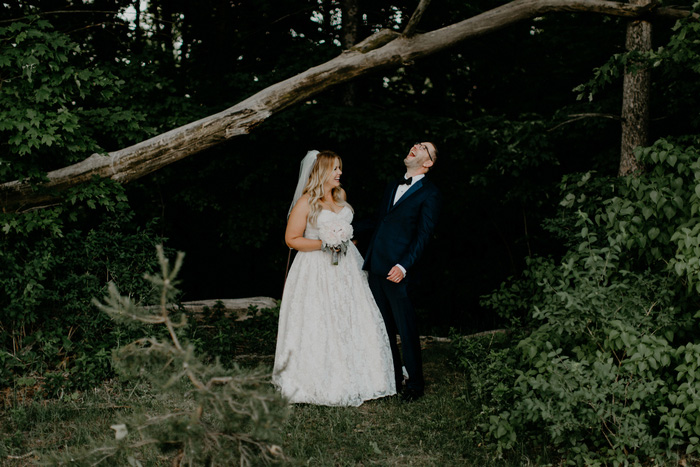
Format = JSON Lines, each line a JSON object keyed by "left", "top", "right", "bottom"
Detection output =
{"left": 387, "top": 266, "right": 405, "bottom": 283}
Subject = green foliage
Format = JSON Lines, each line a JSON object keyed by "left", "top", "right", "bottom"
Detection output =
{"left": 0, "top": 180, "right": 163, "bottom": 392}
{"left": 454, "top": 137, "right": 700, "bottom": 464}
{"left": 574, "top": 0, "right": 700, "bottom": 130}
{"left": 0, "top": 17, "right": 150, "bottom": 182}
{"left": 450, "top": 330, "right": 521, "bottom": 445}
{"left": 573, "top": 51, "right": 631, "bottom": 102}
{"left": 45, "top": 246, "right": 289, "bottom": 465}
{"left": 0, "top": 16, "right": 167, "bottom": 394}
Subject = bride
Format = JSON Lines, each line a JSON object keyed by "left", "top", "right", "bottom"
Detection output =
{"left": 272, "top": 150, "right": 396, "bottom": 406}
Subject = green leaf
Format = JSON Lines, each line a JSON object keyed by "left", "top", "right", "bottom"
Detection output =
{"left": 675, "top": 262, "right": 686, "bottom": 275}
{"left": 650, "top": 191, "right": 660, "bottom": 205}
{"left": 664, "top": 205, "right": 677, "bottom": 220}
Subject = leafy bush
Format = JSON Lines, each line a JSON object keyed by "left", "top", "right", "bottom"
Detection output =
{"left": 0, "top": 181, "right": 164, "bottom": 393}
{"left": 455, "top": 137, "right": 700, "bottom": 464}
{"left": 450, "top": 329, "right": 521, "bottom": 447}
{"left": 0, "top": 17, "right": 167, "bottom": 394}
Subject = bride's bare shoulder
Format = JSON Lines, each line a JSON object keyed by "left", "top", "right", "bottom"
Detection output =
{"left": 297, "top": 193, "right": 312, "bottom": 206}
{"left": 291, "top": 193, "right": 311, "bottom": 213}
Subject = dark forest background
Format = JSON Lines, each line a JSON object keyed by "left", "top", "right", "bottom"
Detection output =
{"left": 5, "top": 0, "right": 700, "bottom": 462}
{"left": 1, "top": 0, "right": 698, "bottom": 385}
{"left": 6, "top": 0, "right": 635, "bottom": 328}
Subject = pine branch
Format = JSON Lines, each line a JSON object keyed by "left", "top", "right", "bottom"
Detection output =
{"left": 48, "top": 245, "right": 290, "bottom": 465}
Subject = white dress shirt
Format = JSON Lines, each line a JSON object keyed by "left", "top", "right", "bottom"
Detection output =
{"left": 393, "top": 174, "right": 425, "bottom": 205}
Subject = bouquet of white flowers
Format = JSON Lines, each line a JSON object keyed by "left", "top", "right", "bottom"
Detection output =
{"left": 319, "top": 218, "right": 354, "bottom": 265}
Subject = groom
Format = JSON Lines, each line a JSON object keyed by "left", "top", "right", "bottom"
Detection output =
{"left": 363, "top": 141, "right": 442, "bottom": 402}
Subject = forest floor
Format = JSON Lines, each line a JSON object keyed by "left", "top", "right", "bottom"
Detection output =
{"left": 278, "top": 338, "right": 489, "bottom": 466}
{"left": 0, "top": 339, "right": 536, "bottom": 466}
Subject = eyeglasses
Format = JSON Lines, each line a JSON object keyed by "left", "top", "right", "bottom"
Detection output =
{"left": 415, "top": 142, "right": 434, "bottom": 162}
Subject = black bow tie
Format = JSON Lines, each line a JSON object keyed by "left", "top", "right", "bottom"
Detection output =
{"left": 399, "top": 177, "right": 412, "bottom": 186}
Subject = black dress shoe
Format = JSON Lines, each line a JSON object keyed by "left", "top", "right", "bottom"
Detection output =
{"left": 400, "top": 388, "right": 424, "bottom": 402}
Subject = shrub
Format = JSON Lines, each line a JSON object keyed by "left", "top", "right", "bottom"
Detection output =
{"left": 0, "top": 16, "right": 160, "bottom": 394}
{"left": 0, "top": 181, "right": 164, "bottom": 393}
{"left": 456, "top": 137, "right": 700, "bottom": 464}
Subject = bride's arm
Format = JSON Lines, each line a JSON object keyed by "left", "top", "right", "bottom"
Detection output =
{"left": 285, "top": 194, "right": 323, "bottom": 252}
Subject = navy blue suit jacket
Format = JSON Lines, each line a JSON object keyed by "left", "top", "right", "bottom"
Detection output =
{"left": 363, "top": 177, "right": 441, "bottom": 276}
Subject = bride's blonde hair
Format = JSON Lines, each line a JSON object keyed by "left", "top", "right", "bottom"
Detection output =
{"left": 304, "top": 150, "right": 351, "bottom": 226}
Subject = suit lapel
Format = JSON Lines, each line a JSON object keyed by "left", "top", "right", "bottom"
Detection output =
{"left": 386, "top": 182, "right": 399, "bottom": 214}
{"left": 390, "top": 178, "right": 424, "bottom": 211}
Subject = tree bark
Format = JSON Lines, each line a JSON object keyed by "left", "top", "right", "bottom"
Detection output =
{"left": 1, "top": 0, "right": 694, "bottom": 211}
{"left": 403, "top": 0, "right": 433, "bottom": 37}
{"left": 341, "top": 0, "right": 359, "bottom": 49}
{"left": 340, "top": 0, "right": 360, "bottom": 106}
{"left": 618, "top": 0, "right": 652, "bottom": 176}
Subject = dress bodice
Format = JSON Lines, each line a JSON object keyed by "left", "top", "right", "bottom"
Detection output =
{"left": 304, "top": 205, "right": 353, "bottom": 240}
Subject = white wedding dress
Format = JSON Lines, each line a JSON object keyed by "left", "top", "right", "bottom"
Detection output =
{"left": 272, "top": 206, "right": 396, "bottom": 406}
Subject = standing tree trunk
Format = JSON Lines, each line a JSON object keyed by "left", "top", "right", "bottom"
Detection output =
{"left": 619, "top": 0, "right": 652, "bottom": 176}
{"left": 341, "top": 0, "right": 360, "bottom": 106}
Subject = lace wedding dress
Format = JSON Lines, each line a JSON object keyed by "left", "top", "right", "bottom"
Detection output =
{"left": 272, "top": 206, "right": 396, "bottom": 406}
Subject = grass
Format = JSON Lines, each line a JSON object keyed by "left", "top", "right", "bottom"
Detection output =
{"left": 1, "top": 380, "right": 191, "bottom": 465}
{"left": 1, "top": 339, "right": 519, "bottom": 466}
{"left": 282, "top": 340, "right": 483, "bottom": 466}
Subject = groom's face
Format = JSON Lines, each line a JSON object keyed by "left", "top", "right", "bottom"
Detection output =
{"left": 405, "top": 142, "right": 434, "bottom": 169}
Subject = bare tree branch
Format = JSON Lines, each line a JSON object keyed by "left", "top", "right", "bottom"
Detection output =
{"left": 403, "top": 0, "right": 433, "bottom": 37}
{"left": 548, "top": 112, "right": 621, "bottom": 131}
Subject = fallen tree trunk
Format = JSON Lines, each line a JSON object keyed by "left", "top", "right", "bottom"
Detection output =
{"left": 177, "top": 297, "right": 278, "bottom": 321}
{"left": 1, "top": 0, "right": 695, "bottom": 211}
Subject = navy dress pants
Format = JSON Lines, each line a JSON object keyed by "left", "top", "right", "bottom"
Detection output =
{"left": 368, "top": 273, "right": 424, "bottom": 392}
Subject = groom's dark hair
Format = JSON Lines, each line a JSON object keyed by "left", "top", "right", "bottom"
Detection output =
{"left": 426, "top": 142, "right": 438, "bottom": 167}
